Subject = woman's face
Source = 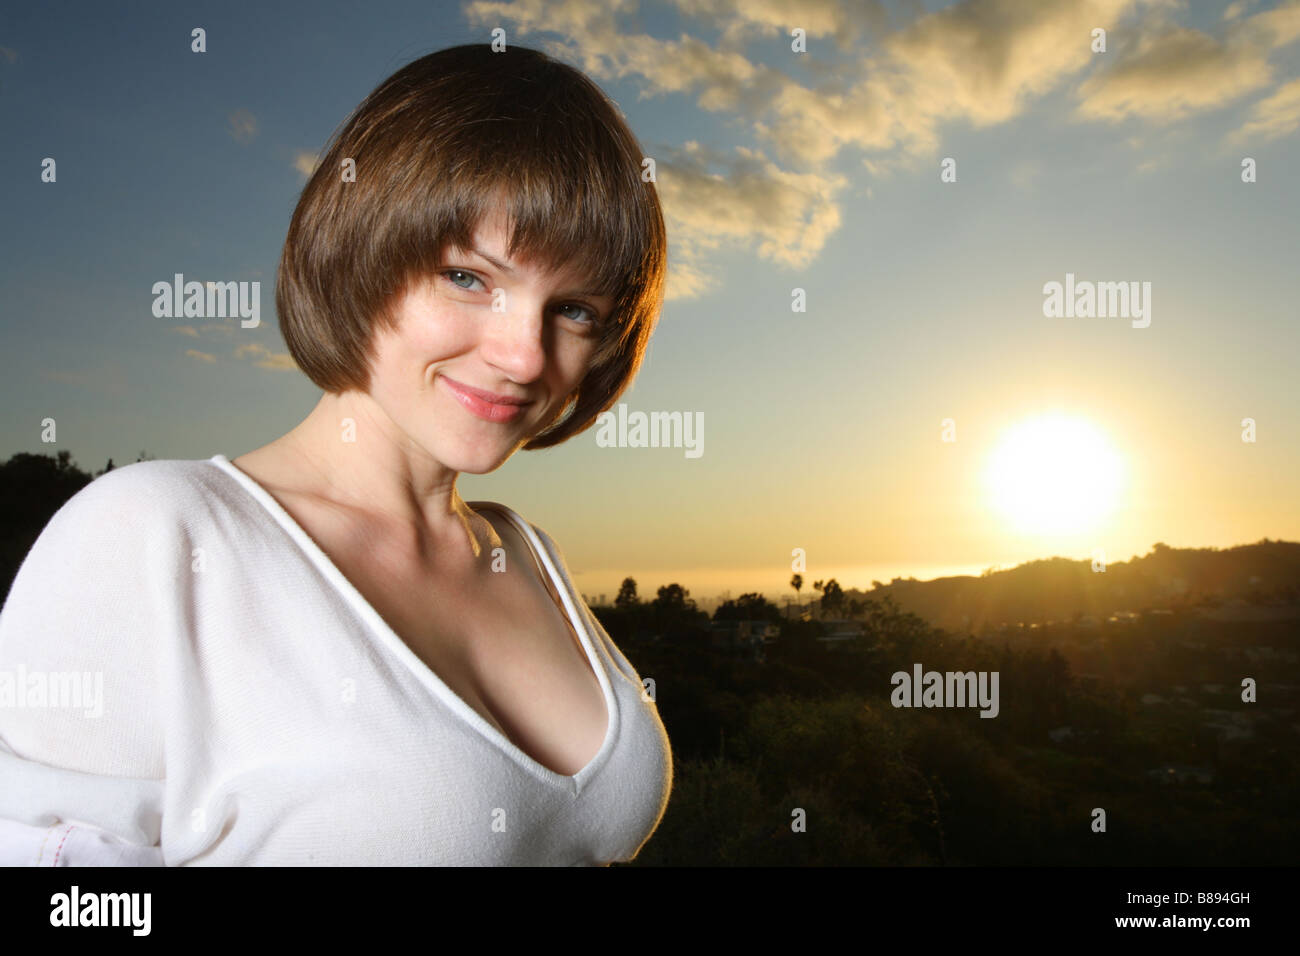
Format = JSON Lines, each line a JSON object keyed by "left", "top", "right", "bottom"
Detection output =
{"left": 364, "top": 208, "right": 614, "bottom": 475}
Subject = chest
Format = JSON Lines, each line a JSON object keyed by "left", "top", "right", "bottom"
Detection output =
{"left": 281, "top": 497, "right": 608, "bottom": 778}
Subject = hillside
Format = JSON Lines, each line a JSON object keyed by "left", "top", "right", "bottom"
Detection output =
{"left": 827, "top": 541, "right": 1300, "bottom": 632}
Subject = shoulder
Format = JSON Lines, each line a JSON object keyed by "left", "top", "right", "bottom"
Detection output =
{"left": 0, "top": 459, "right": 221, "bottom": 776}
{"left": 468, "top": 500, "right": 563, "bottom": 562}
{"left": 468, "top": 500, "right": 588, "bottom": 605}
{"left": 39, "top": 457, "right": 225, "bottom": 531}
{"left": 3, "top": 457, "right": 229, "bottom": 611}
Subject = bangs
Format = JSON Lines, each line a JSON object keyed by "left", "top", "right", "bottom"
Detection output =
{"left": 423, "top": 133, "right": 646, "bottom": 305}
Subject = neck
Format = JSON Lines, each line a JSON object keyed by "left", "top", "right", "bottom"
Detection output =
{"left": 275, "top": 390, "right": 494, "bottom": 560}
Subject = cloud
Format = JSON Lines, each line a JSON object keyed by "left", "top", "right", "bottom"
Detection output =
{"left": 185, "top": 349, "right": 217, "bottom": 364}
{"left": 1228, "top": 75, "right": 1300, "bottom": 143}
{"left": 40, "top": 365, "right": 129, "bottom": 396}
{"left": 656, "top": 141, "right": 846, "bottom": 297}
{"left": 293, "top": 150, "right": 319, "bottom": 178}
{"left": 1007, "top": 158, "right": 1043, "bottom": 190}
{"left": 669, "top": 0, "right": 892, "bottom": 52}
{"left": 234, "top": 343, "right": 297, "bottom": 371}
{"left": 228, "top": 109, "right": 257, "bottom": 144}
{"left": 172, "top": 322, "right": 236, "bottom": 337}
{"left": 1076, "top": 0, "right": 1300, "bottom": 122}
{"left": 1077, "top": 28, "right": 1271, "bottom": 122}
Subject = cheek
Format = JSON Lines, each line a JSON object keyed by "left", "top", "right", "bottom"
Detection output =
{"left": 559, "top": 338, "right": 598, "bottom": 377}
{"left": 431, "top": 301, "right": 487, "bottom": 345}
{"left": 568, "top": 352, "right": 599, "bottom": 389}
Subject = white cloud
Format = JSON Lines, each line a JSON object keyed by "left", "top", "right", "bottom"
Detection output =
{"left": 1228, "top": 76, "right": 1300, "bottom": 143}
{"left": 1077, "top": 0, "right": 1300, "bottom": 121}
{"left": 293, "top": 151, "right": 319, "bottom": 178}
{"left": 228, "top": 109, "right": 257, "bottom": 144}
{"left": 657, "top": 142, "right": 847, "bottom": 297}
{"left": 234, "top": 343, "right": 297, "bottom": 371}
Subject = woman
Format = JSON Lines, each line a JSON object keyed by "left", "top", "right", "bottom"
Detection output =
{"left": 0, "top": 43, "right": 671, "bottom": 865}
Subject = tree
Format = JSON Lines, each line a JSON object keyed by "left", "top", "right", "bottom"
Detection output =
{"left": 0, "top": 451, "right": 95, "bottom": 602}
{"left": 790, "top": 573, "right": 803, "bottom": 615}
{"left": 813, "top": 578, "right": 844, "bottom": 619}
{"left": 648, "top": 582, "right": 709, "bottom": 640}
{"left": 653, "top": 583, "right": 695, "bottom": 611}
{"left": 713, "top": 592, "right": 782, "bottom": 624}
{"left": 614, "top": 577, "right": 639, "bottom": 608}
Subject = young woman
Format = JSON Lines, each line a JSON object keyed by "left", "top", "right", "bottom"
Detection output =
{"left": 0, "top": 43, "right": 671, "bottom": 865}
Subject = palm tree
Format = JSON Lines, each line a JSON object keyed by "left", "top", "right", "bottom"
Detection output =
{"left": 790, "top": 573, "right": 803, "bottom": 618}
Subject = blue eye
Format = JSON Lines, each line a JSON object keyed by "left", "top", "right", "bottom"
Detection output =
{"left": 557, "top": 303, "right": 598, "bottom": 325}
{"left": 442, "top": 269, "right": 484, "bottom": 291}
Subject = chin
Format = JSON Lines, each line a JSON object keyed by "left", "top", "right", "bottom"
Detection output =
{"left": 454, "top": 457, "right": 509, "bottom": 476}
{"left": 436, "top": 444, "right": 515, "bottom": 476}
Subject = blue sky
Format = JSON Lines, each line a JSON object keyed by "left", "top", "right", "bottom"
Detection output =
{"left": 2, "top": 0, "right": 1298, "bottom": 606}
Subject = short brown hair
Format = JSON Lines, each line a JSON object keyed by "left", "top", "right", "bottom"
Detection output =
{"left": 276, "top": 43, "right": 666, "bottom": 450}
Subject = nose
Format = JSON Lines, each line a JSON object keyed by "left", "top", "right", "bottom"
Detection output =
{"left": 479, "top": 294, "right": 550, "bottom": 384}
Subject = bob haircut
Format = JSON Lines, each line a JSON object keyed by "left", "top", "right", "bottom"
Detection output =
{"left": 277, "top": 43, "right": 667, "bottom": 450}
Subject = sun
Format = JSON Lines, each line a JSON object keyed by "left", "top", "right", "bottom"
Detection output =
{"left": 985, "top": 413, "right": 1124, "bottom": 535}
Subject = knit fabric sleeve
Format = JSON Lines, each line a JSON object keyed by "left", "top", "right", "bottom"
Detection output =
{"left": 0, "top": 463, "right": 183, "bottom": 865}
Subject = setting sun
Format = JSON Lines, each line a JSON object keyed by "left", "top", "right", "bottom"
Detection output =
{"left": 985, "top": 414, "right": 1125, "bottom": 536}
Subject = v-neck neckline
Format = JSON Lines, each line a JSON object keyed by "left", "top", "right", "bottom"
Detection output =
{"left": 206, "top": 453, "right": 617, "bottom": 793}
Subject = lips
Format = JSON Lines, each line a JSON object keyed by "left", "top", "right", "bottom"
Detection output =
{"left": 440, "top": 376, "right": 531, "bottom": 424}
{"left": 442, "top": 378, "right": 531, "bottom": 405}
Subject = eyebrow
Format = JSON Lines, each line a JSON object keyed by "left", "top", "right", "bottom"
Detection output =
{"left": 463, "top": 246, "right": 610, "bottom": 301}
{"left": 468, "top": 247, "right": 516, "bottom": 276}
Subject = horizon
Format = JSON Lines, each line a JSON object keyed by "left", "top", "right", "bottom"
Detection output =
{"left": 576, "top": 535, "right": 1300, "bottom": 612}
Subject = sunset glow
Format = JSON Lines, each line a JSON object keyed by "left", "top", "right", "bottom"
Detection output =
{"left": 985, "top": 414, "right": 1125, "bottom": 536}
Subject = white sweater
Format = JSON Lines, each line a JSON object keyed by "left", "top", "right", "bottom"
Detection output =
{"left": 0, "top": 455, "right": 672, "bottom": 865}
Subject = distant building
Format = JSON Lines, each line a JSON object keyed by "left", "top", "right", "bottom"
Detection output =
{"left": 707, "top": 620, "right": 777, "bottom": 660}
{"left": 1197, "top": 603, "right": 1300, "bottom": 623}
{"left": 816, "top": 619, "right": 865, "bottom": 646}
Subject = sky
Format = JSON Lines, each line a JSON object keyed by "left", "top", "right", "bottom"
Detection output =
{"left": 1, "top": 0, "right": 1298, "bottom": 609}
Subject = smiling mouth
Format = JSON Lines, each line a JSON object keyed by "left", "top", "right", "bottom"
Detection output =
{"left": 440, "top": 376, "right": 532, "bottom": 423}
